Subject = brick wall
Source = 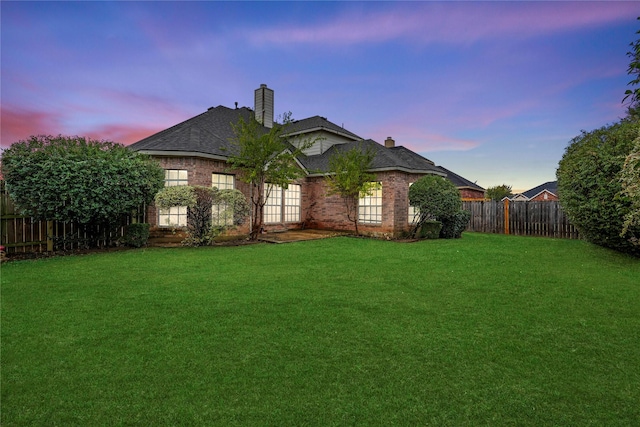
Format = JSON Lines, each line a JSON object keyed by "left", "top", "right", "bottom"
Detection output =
{"left": 149, "top": 156, "right": 450, "bottom": 238}
{"left": 304, "top": 171, "right": 424, "bottom": 237}
{"left": 459, "top": 188, "right": 485, "bottom": 199}
{"left": 529, "top": 191, "right": 558, "bottom": 202}
{"left": 149, "top": 156, "right": 251, "bottom": 235}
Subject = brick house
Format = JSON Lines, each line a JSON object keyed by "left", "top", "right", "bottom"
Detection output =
{"left": 507, "top": 181, "right": 558, "bottom": 202}
{"left": 129, "top": 85, "right": 484, "bottom": 237}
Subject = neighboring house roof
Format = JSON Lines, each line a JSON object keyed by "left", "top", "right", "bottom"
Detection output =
{"left": 300, "top": 140, "right": 446, "bottom": 176}
{"left": 504, "top": 194, "right": 529, "bottom": 201}
{"left": 437, "top": 166, "right": 485, "bottom": 191}
{"left": 522, "top": 181, "right": 557, "bottom": 199}
{"left": 129, "top": 105, "right": 254, "bottom": 159}
{"left": 285, "top": 116, "right": 362, "bottom": 141}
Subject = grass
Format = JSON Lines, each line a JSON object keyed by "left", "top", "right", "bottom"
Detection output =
{"left": 1, "top": 233, "right": 639, "bottom": 426}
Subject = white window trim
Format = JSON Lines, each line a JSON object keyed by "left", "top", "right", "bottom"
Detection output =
{"left": 358, "top": 182, "right": 382, "bottom": 225}
{"left": 264, "top": 184, "right": 283, "bottom": 224}
{"left": 408, "top": 182, "right": 419, "bottom": 224}
{"left": 263, "top": 183, "right": 302, "bottom": 224}
{"left": 284, "top": 184, "right": 301, "bottom": 223}
{"left": 159, "top": 169, "right": 188, "bottom": 227}
{"left": 212, "top": 173, "right": 236, "bottom": 226}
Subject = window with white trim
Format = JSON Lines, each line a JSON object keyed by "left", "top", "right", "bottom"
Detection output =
{"left": 284, "top": 184, "right": 301, "bottom": 223}
{"left": 408, "top": 182, "right": 419, "bottom": 224}
{"left": 212, "top": 173, "right": 234, "bottom": 190}
{"left": 212, "top": 173, "right": 235, "bottom": 226}
{"left": 263, "top": 183, "right": 302, "bottom": 224}
{"left": 358, "top": 182, "right": 382, "bottom": 224}
{"left": 264, "top": 184, "right": 283, "bottom": 224}
{"left": 159, "top": 169, "right": 188, "bottom": 227}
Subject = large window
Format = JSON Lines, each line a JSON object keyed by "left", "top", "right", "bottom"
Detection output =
{"left": 212, "top": 173, "right": 235, "bottom": 226}
{"left": 159, "top": 169, "right": 188, "bottom": 227}
{"left": 359, "top": 182, "right": 382, "bottom": 224}
{"left": 263, "top": 183, "right": 302, "bottom": 224}
{"left": 264, "top": 184, "right": 283, "bottom": 224}
{"left": 408, "top": 182, "right": 419, "bottom": 224}
{"left": 284, "top": 184, "right": 301, "bottom": 223}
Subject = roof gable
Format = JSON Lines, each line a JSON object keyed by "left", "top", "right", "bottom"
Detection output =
{"left": 284, "top": 116, "right": 362, "bottom": 141}
{"left": 522, "top": 181, "right": 557, "bottom": 199}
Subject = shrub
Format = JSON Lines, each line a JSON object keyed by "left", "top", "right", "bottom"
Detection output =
{"left": 123, "top": 223, "right": 150, "bottom": 248}
{"left": 1, "top": 135, "right": 164, "bottom": 247}
{"left": 419, "top": 221, "right": 442, "bottom": 239}
{"left": 620, "top": 134, "right": 640, "bottom": 246}
{"left": 440, "top": 210, "right": 471, "bottom": 239}
{"left": 409, "top": 175, "right": 464, "bottom": 239}
{"left": 409, "top": 176, "right": 461, "bottom": 219}
{"left": 557, "top": 118, "right": 640, "bottom": 256}
{"left": 154, "top": 186, "right": 249, "bottom": 246}
{"left": 215, "top": 189, "right": 251, "bottom": 227}
{"left": 154, "top": 186, "right": 196, "bottom": 212}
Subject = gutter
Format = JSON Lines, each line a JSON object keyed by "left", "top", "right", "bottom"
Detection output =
{"left": 134, "top": 150, "right": 229, "bottom": 161}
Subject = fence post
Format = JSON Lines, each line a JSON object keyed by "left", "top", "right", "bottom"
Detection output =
{"left": 47, "top": 221, "right": 54, "bottom": 251}
{"left": 504, "top": 199, "right": 510, "bottom": 235}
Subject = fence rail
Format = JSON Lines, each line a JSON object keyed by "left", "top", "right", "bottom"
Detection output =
{"left": 1, "top": 183, "right": 145, "bottom": 255}
{"left": 462, "top": 200, "right": 579, "bottom": 239}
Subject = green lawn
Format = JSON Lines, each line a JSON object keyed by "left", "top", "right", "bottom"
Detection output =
{"left": 2, "top": 233, "right": 639, "bottom": 426}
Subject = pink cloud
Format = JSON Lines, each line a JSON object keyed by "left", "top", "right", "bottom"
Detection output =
{"left": 1, "top": 107, "right": 65, "bottom": 148}
{"left": 247, "top": 2, "right": 638, "bottom": 47}
{"left": 83, "top": 123, "right": 164, "bottom": 145}
{"left": 0, "top": 103, "right": 170, "bottom": 148}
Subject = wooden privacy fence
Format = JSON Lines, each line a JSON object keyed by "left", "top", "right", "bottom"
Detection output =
{"left": 1, "top": 182, "right": 146, "bottom": 255}
{"left": 462, "top": 200, "right": 579, "bottom": 239}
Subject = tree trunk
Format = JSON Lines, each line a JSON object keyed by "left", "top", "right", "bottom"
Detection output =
{"left": 249, "top": 182, "right": 265, "bottom": 240}
{"left": 344, "top": 195, "right": 359, "bottom": 236}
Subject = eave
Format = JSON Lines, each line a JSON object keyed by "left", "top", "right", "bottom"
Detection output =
{"left": 283, "top": 127, "right": 362, "bottom": 141}
{"left": 136, "top": 150, "right": 229, "bottom": 161}
{"left": 306, "top": 167, "right": 447, "bottom": 178}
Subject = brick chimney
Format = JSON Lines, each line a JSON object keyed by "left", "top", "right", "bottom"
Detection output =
{"left": 384, "top": 137, "right": 395, "bottom": 148}
{"left": 254, "top": 84, "right": 274, "bottom": 128}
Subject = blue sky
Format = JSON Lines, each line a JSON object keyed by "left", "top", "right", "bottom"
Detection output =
{"left": 2, "top": 1, "right": 639, "bottom": 191}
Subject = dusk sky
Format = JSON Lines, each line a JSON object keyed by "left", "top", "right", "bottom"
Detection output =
{"left": 2, "top": 1, "right": 639, "bottom": 192}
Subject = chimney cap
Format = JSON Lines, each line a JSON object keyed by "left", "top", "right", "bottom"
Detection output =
{"left": 260, "top": 83, "right": 268, "bottom": 88}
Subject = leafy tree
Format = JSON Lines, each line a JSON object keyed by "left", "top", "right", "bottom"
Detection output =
{"left": 325, "top": 146, "right": 377, "bottom": 235}
{"left": 623, "top": 17, "right": 640, "bottom": 116}
{"left": 1, "top": 135, "right": 164, "bottom": 247}
{"left": 228, "top": 113, "right": 313, "bottom": 240}
{"left": 409, "top": 175, "right": 462, "bottom": 238}
{"left": 557, "top": 119, "right": 640, "bottom": 256}
{"left": 155, "top": 185, "right": 249, "bottom": 246}
{"left": 485, "top": 184, "right": 513, "bottom": 201}
{"left": 620, "top": 134, "right": 640, "bottom": 245}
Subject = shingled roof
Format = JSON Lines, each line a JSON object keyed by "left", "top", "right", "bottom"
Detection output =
{"left": 129, "top": 105, "right": 254, "bottom": 158}
{"left": 299, "top": 140, "right": 445, "bottom": 176}
{"left": 522, "top": 181, "right": 557, "bottom": 199}
{"left": 437, "top": 166, "right": 485, "bottom": 191}
{"left": 285, "top": 116, "right": 362, "bottom": 141}
{"left": 129, "top": 103, "right": 474, "bottom": 183}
